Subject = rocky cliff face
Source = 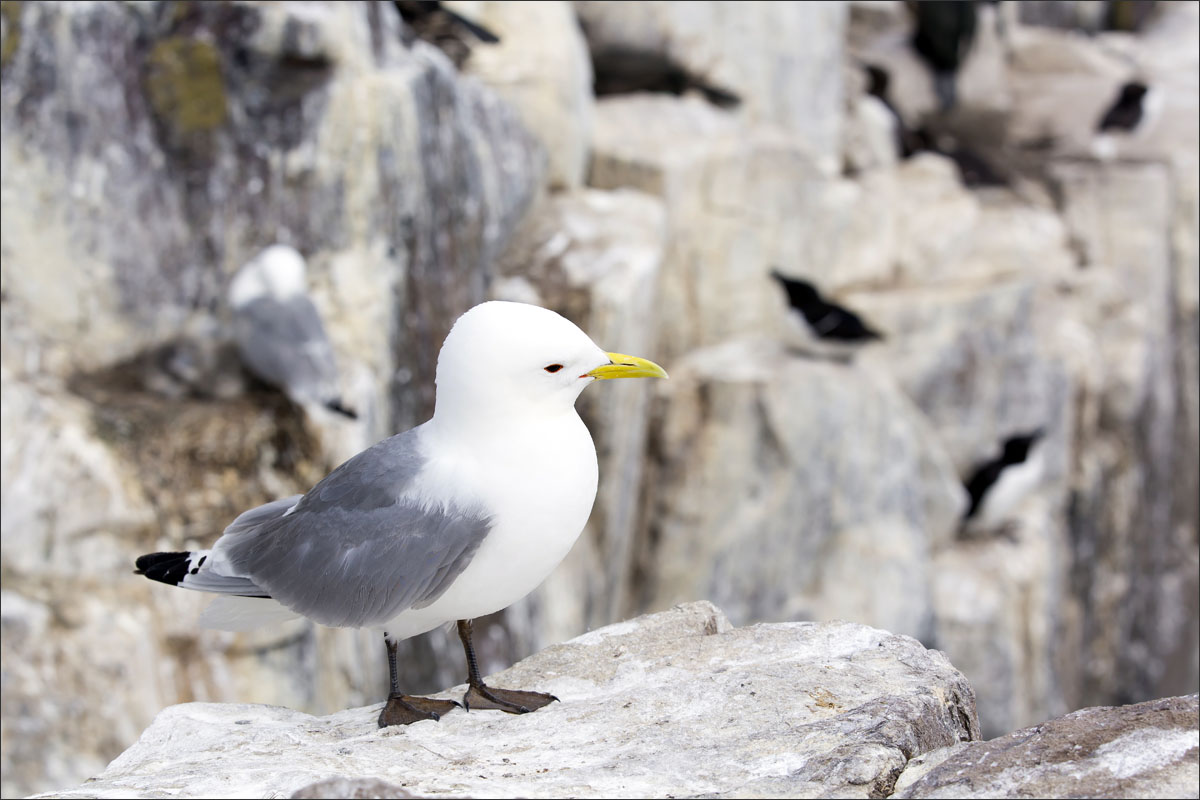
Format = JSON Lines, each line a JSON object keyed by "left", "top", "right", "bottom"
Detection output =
{"left": 2, "top": 1, "right": 1197, "bottom": 796}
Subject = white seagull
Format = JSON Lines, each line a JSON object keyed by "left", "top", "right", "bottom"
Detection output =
{"left": 230, "top": 244, "right": 357, "bottom": 419}
{"left": 135, "top": 301, "right": 668, "bottom": 726}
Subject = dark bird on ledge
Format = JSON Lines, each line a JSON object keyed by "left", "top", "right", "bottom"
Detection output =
{"left": 1097, "top": 81, "right": 1151, "bottom": 132}
{"left": 591, "top": 46, "right": 742, "bottom": 109}
{"left": 908, "top": 0, "right": 979, "bottom": 111}
{"left": 961, "top": 429, "right": 1046, "bottom": 537}
{"left": 770, "top": 269, "right": 884, "bottom": 343}
{"left": 1092, "top": 80, "right": 1163, "bottom": 160}
{"left": 861, "top": 62, "right": 1008, "bottom": 186}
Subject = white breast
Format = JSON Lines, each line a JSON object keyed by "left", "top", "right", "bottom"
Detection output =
{"left": 975, "top": 450, "right": 1045, "bottom": 528}
{"left": 380, "top": 411, "right": 599, "bottom": 638}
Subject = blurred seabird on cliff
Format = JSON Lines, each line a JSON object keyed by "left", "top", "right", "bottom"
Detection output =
{"left": 860, "top": 63, "right": 1008, "bottom": 187}
{"left": 770, "top": 269, "right": 884, "bottom": 359}
{"left": 961, "top": 429, "right": 1046, "bottom": 538}
{"left": 1092, "top": 80, "right": 1164, "bottom": 160}
{"left": 591, "top": 46, "right": 742, "bottom": 109}
{"left": 230, "top": 245, "right": 357, "bottom": 420}
{"left": 908, "top": 0, "right": 979, "bottom": 111}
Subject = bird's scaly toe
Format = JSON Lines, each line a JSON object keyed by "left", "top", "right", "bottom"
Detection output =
{"left": 464, "top": 684, "right": 559, "bottom": 714}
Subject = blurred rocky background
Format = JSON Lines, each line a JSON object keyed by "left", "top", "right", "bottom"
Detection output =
{"left": 1, "top": 1, "right": 1196, "bottom": 796}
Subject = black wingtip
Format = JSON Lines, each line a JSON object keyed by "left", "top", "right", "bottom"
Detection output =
{"left": 135, "top": 551, "right": 192, "bottom": 585}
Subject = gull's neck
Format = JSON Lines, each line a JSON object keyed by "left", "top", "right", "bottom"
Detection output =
{"left": 426, "top": 398, "right": 583, "bottom": 448}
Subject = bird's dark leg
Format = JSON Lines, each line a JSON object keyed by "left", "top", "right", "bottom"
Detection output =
{"left": 458, "top": 619, "right": 558, "bottom": 714}
{"left": 378, "top": 633, "right": 461, "bottom": 727}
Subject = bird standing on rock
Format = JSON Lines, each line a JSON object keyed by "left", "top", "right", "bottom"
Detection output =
{"left": 135, "top": 301, "right": 668, "bottom": 727}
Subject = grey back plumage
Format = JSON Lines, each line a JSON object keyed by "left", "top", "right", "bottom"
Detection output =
{"left": 185, "top": 495, "right": 304, "bottom": 596}
{"left": 219, "top": 429, "right": 493, "bottom": 628}
{"left": 225, "top": 494, "right": 305, "bottom": 534}
{"left": 234, "top": 295, "right": 342, "bottom": 408}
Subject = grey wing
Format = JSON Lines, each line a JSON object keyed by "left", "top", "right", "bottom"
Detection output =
{"left": 217, "top": 430, "right": 493, "bottom": 628}
{"left": 178, "top": 495, "right": 305, "bottom": 597}
{"left": 234, "top": 296, "right": 340, "bottom": 404}
{"left": 225, "top": 495, "right": 304, "bottom": 535}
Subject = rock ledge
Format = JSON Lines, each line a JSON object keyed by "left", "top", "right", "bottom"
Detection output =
{"left": 35, "top": 602, "right": 978, "bottom": 799}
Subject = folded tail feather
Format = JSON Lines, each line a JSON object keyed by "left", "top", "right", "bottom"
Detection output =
{"left": 135, "top": 496, "right": 307, "bottom": 632}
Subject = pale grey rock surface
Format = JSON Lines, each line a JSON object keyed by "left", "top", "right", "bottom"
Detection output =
{"left": 575, "top": 0, "right": 847, "bottom": 163}
{"left": 639, "top": 339, "right": 962, "bottom": 643}
{"left": 889, "top": 154, "right": 980, "bottom": 286}
{"left": 453, "top": 0, "right": 594, "bottom": 191}
{"left": 0, "top": 2, "right": 542, "bottom": 409}
{"left": 33, "top": 603, "right": 980, "bottom": 800}
{"left": 1046, "top": 160, "right": 1198, "bottom": 712}
{"left": 894, "top": 694, "right": 1200, "bottom": 799}
{"left": 589, "top": 93, "right": 892, "bottom": 364}
{"left": 583, "top": 11, "right": 1199, "bottom": 743}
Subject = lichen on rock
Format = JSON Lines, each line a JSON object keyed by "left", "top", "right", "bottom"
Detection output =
{"left": 143, "top": 36, "right": 228, "bottom": 137}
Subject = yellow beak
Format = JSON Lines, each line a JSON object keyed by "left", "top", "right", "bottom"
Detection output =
{"left": 586, "top": 352, "right": 669, "bottom": 381}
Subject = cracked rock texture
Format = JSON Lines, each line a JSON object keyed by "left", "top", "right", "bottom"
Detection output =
{"left": 33, "top": 603, "right": 981, "bottom": 800}
{"left": 894, "top": 693, "right": 1200, "bottom": 799}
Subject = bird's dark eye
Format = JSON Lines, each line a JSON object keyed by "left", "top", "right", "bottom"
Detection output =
{"left": 544, "top": 364, "right": 564, "bottom": 373}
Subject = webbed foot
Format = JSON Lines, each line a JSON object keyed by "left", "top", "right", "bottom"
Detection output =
{"left": 463, "top": 684, "right": 559, "bottom": 714}
{"left": 378, "top": 694, "right": 461, "bottom": 727}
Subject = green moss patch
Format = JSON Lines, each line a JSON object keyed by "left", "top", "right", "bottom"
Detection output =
{"left": 144, "top": 36, "right": 227, "bottom": 134}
